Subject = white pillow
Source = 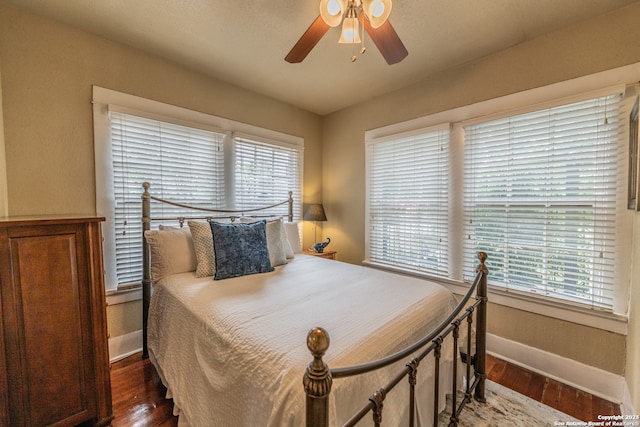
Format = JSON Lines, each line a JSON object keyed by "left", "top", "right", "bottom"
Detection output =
{"left": 144, "top": 227, "right": 197, "bottom": 282}
{"left": 281, "top": 223, "right": 295, "bottom": 259}
{"left": 187, "top": 220, "right": 216, "bottom": 277}
{"left": 284, "top": 221, "right": 302, "bottom": 254}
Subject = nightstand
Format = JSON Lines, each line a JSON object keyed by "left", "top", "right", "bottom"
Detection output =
{"left": 305, "top": 250, "right": 337, "bottom": 260}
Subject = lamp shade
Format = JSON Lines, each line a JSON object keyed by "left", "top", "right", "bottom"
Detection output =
{"left": 304, "top": 204, "right": 327, "bottom": 222}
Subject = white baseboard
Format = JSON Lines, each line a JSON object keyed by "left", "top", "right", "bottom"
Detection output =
{"left": 109, "top": 329, "right": 142, "bottom": 363}
{"left": 621, "top": 380, "right": 637, "bottom": 416}
{"left": 487, "top": 333, "right": 626, "bottom": 404}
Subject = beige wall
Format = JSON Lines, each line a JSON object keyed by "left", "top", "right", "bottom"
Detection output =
{"left": 0, "top": 59, "right": 7, "bottom": 216}
{"left": 321, "top": 1, "right": 640, "bottom": 384}
{"left": 628, "top": 214, "right": 640, "bottom": 410}
{"left": 0, "top": 4, "right": 323, "bottom": 343}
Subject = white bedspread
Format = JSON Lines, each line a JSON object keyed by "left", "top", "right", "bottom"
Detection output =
{"left": 148, "top": 255, "right": 459, "bottom": 426}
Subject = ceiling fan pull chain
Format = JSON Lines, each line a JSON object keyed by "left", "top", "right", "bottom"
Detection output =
{"left": 350, "top": 7, "right": 360, "bottom": 62}
{"left": 360, "top": 12, "right": 367, "bottom": 55}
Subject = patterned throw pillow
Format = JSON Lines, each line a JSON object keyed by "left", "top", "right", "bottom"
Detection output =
{"left": 187, "top": 220, "right": 216, "bottom": 277}
{"left": 210, "top": 220, "right": 274, "bottom": 280}
{"left": 240, "top": 217, "right": 289, "bottom": 266}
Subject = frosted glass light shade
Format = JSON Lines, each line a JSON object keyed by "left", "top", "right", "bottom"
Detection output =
{"left": 319, "top": 0, "right": 348, "bottom": 27}
{"left": 338, "top": 17, "right": 361, "bottom": 43}
{"left": 362, "top": 0, "right": 392, "bottom": 28}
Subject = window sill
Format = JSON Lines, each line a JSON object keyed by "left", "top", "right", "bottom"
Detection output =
{"left": 453, "top": 281, "right": 626, "bottom": 335}
{"left": 362, "top": 260, "right": 628, "bottom": 335}
{"left": 106, "top": 286, "right": 142, "bottom": 306}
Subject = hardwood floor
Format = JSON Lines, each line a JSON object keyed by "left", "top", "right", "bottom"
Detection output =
{"left": 110, "top": 354, "right": 177, "bottom": 427}
{"left": 110, "top": 352, "right": 620, "bottom": 426}
{"left": 485, "top": 354, "right": 621, "bottom": 421}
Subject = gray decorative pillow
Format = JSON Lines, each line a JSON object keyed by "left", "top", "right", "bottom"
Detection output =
{"left": 188, "top": 220, "right": 216, "bottom": 277}
{"left": 210, "top": 220, "right": 274, "bottom": 280}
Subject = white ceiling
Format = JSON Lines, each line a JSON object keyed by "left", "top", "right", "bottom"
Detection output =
{"left": 2, "top": 0, "right": 637, "bottom": 115}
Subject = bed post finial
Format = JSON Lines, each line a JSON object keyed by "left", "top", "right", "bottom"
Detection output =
{"left": 304, "top": 327, "right": 332, "bottom": 427}
{"left": 475, "top": 251, "right": 488, "bottom": 403}
{"left": 476, "top": 251, "right": 488, "bottom": 275}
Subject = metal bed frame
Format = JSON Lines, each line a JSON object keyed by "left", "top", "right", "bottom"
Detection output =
{"left": 140, "top": 182, "right": 488, "bottom": 427}
{"left": 304, "top": 253, "right": 488, "bottom": 427}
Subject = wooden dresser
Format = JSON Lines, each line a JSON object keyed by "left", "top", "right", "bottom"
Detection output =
{"left": 0, "top": 216, "right": 113, "bottom": 426}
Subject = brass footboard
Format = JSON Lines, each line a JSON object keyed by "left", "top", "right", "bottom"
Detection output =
{"left": 304, "top": 252, "right": 488, "bottom": 427}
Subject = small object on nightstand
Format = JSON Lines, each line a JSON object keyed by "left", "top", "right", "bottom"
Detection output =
{"left": 313, "top": 237, "right": 331, "bottom": 253}
{"left": 305, "top": 249, "right": 337, "bottom": 260}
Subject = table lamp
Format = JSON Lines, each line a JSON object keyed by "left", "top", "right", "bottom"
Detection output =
{"left": 304, "top": 203, "right": 327, "bottom": 246}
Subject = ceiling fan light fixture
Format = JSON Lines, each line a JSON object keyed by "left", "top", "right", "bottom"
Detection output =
{"left": 362, "top": 0, "right": 392, "bottom": 28}
{"left": 286, "top": 0, "right": 407, "bottom": 64}
{"left": 320, "top": 0, "right": 347, "bottom": 27}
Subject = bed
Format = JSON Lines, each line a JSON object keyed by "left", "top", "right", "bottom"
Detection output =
{"left": 140, "top": 182, "right": 488, "bottom": 427}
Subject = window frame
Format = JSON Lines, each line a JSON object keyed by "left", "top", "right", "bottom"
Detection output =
{"left": 92, "top": 86, "right": 304, "bottom": 298}
{"left": 364, "top": 67, "right": 639, "bottom": 334}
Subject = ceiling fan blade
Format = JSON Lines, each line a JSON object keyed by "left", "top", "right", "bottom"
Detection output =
{"left": 361, "top": 14, "right": 408, "bottom": 65}
{"left": 285, "top": 15, "right": 331, "bottom": 63}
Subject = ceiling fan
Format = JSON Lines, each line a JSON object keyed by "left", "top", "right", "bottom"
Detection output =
{"left": 285, "top": 0, "right": 408, "bottom": 65}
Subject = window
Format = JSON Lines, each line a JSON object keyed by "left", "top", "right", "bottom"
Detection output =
{"left": 93, "top": 87, "right": 303, "bottom": 292}
{"left": 463, "top": 94, "right": 624, "bottom": 311}
{"left": 365, "top": 85, "right": 635, "bottom": 320}
{"left": 366, "top": 124, "right": 451, "bottom": 277}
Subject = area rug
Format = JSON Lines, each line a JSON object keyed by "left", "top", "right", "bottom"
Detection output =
{"left": 438, "top": 380, "right": 581, "bottom": 426}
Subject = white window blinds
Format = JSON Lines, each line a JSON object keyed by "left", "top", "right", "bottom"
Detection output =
{"left": 366, "top": 125, "right": 451, "bottom": 278}
{"left": 463, "top": 93, "right": 625, "bottom": 311}
{"left": 234, "top": 135, "right": 302, "bottom": 218}
{"left": 110, "top": 111, "right": 226, "bottom": 286}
